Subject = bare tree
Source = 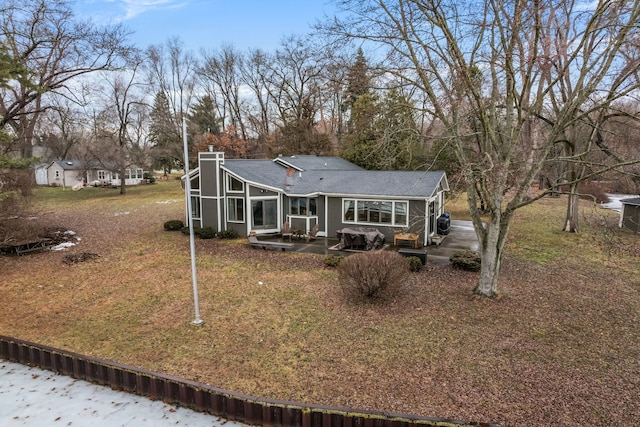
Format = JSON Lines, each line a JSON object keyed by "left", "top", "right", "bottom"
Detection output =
{"left": 92, "top": 54, "right": 149, "bottom": 194}
{"left": 35, "top": 98, "right": 91, "bottom": 160}
{"left": 325, "top": 0, "right": 640, "bottom": 297}
{"left": 240, "top": 48, "right": 275, "bottom": 149}
{"left": 146, "top": 37, "right": 197, "bottom": 170}
{"left": 0, "top": 0, "right": 131, "bottom": 156}
{"left": 199, "top": 45, "right": 248, "bottom": 141}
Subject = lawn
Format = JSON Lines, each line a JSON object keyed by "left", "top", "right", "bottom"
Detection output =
{"left": 1, "top": 181, "right": 639, "bottom": 426}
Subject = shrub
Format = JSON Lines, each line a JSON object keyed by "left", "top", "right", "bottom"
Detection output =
{"left": 406, "top": 256, "right": 423, "bottom": 272}
{"left": 194, "top": 226, "right": 216, "bottom": 239}
{"left": 217, "top": 229, "right": 238, "bottom": 239}
{"left": 450, "top": 250, "right": 481, "bottom": 272}
{"left": 143, "top": 172, "right": 156, "bottom": 184}
{"left": 164, "top": 219, "right": 184, "bottom": 231}
{"left": 180, "top": 226, "right": 190, "bottom": 235}
{"left": 337, "top": 251, "right": 409, "bottom": 301}
{"left": 324, "top": 254, "right": 344, "bottom": 267}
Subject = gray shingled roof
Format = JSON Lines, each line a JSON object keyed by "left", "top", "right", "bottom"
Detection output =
{"left": 273, "top": 155, "right": 363, "bottom": 171}
{"left": 621, "top": 197, "right": 640, "bottom": 206}
{"left": 222, "top": 156, "right": 447, "bottom": 199}
{"left": 50, "top": 160, "right": 84, "bottom": 170}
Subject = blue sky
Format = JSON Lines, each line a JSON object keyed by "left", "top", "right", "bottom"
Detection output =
{"left": 73, "top": 0, "right": 336, "bottom": 52}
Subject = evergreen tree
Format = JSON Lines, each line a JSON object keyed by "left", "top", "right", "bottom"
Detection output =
{"left": 188, "top": 95, "right": 221, "bottom": 136}
{"left": 149, "top": 92, "right": 181, "bottom": 173}
{"left": 341, "top": 88, "right": 422, "bottom": 170}
{"left": 345, "top": 48, "right": 370, "bottom": 108}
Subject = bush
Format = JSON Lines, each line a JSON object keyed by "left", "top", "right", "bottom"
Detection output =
{"left": 181, "top": 226, "right": 190, "bottom": 235}
{"left": 337, "top": 251, "right": 409, "bottom": 301}
{"left": 217, "top": 229, "right": 238, "bottom": 239}
{"left": 144, "top": 172, "right": 156, "bottom": 184}
{"left": 450, "top": 250, "right": 481, "bottom": 272}
{"left": 324, "top": 254, "right": 344, "bottom": 267}
{"left": 194, "top": 226, "right": 216, "bottom": 239}
{"left": 406, "top": 256, "right": 423, "bottom": 272}
{"left": 164, "top": 219, "right": 184, "bottom": 231}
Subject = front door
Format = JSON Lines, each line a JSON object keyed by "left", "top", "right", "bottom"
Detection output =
{"left": 251, "top": 199, "right": 278, "bottom": 230}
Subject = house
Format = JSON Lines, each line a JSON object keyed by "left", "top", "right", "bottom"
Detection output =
{"left": 44, "top": 160, "right": 146, "bottom": 187}
{"left": 46, "top": 160, "right": 86, "bottom": 188}
{"left": 185, "top": 152, "right": 449, "bottom": 246}
{"left": 620, "top": 198, "right": 640, "bottom": 233}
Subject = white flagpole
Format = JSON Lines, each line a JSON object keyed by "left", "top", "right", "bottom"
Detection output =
{"left": 183, "top": 118, "right": 204, "bottom": 326}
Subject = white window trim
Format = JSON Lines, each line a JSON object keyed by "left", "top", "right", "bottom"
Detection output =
{"left": 226, "top": 174, "right": 244, "bottom": 193}
{"left": 227, "top": 196, "right": 244, "bottom": 223}
{"left": 342, "top": 198, "right": 409, "bottom": 227}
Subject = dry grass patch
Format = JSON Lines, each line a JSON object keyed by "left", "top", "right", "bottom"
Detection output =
{"left": 1, "top": 181, "right": 639, "bottom": 426}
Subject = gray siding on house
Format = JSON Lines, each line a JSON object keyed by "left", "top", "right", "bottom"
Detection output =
{"left": 324, "top": 197, "right": 428, "bottom": 244}
{"left": 200, "top": 197, "right": 220, "bottom": 231}
{"left": 249, "top": 185, "right": 278, "bottom": 197}
{"left": 188, "top": 152, "right": 448, "bottom": 239}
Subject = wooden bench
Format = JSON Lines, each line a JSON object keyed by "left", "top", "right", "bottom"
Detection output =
{"left": 248, "top": 236, "right": 295, "bottom": 251}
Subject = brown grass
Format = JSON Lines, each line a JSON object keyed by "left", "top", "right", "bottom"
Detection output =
{"left": 1, "top": 182, "right": 639, "bottom": 426}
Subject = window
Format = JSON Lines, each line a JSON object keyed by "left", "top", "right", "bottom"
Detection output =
{"left": 227, "top": 197, "right": 244, "bottom": 222}
{"left": 98, "top": 170, "right": 106, "bottom": 180}
{"left": 289, "top": 197, "right": 317, "bottom": 216}
{"left": 343, "top": 199, "right": 408, "bottom": 226}
{"left": 191, "top": 196, "right": 200, "bottom": 218}
{"left": 55, "top": 170, "right": 60, "bottom": 179}
{"left": 227, "top": 175, "right": 244, "bottom": 192}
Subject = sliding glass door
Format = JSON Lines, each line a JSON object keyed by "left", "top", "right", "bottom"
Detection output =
{"left": 251, "top": 199, "right": 278, "bottom": 230}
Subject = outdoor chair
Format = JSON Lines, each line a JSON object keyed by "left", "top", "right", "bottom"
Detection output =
{"left": 305, "top": 223, "right": 319, "bottom": 241}
{"left": 282, "top": 222, "right": 294, "bottom": 241}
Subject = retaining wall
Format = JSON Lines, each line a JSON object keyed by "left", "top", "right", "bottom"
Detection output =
{"left": 0, "top": 335, "right": 500, "bottom": 427}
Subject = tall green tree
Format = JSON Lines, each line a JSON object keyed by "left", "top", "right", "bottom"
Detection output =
{"left": 339, "top": 92, "right": 380, "bottom": 168}
{"left": 149, "top": 92, "right": 181, "bottom": 173}
{"left": 341, "top": 88, "right": 422, "bottom": 170}
{"left": 189, "top": 95, "right": 221, "bottom": 136}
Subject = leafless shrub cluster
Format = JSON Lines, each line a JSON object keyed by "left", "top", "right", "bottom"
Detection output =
{"left": 337, "top": 250, "right": 409, "bottom": 301}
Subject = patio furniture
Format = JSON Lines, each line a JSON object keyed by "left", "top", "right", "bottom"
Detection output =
{"left": 305, "top": 224, "right": 319, "bottom": 241}
{"left": 394, "top": 232, "right": 420, "bottom": 248}
{"left": 248, "top": 235, "right": 294, "bottom": 251}
{"left": 336, "top": 227, "right": 385, "bottom": 250}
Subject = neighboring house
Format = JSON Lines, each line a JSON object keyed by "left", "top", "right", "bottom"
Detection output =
{"left": 34, "top": 163, "right": 49, "bottom": 186}
{"left": 620, "top": 198, "right": 640, "bottom": 233}
{"left": 45, "top": 160, "right": 146, "bottom": 187}
{"left": 184, "top": 152, "right": 449, "bottom": 246}
{"left": 46, "top": 160, "right": 86, "bottom": 188}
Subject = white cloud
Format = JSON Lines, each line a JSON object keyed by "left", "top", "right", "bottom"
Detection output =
{"left": 80, "top": 0, "right": 190, "bottom": 23}
{"left": 118, "top": 0, "right": 188, "bottom": 21}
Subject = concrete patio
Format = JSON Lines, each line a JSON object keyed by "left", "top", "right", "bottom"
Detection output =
{"left": 254, "top": 220, "right": 479, "bottom": 266}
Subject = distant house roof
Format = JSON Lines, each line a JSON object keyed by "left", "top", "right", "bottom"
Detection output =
{"left": 48, "top": 160, "right": 84, "bottom": 170}
{"left": 220, "top": 155, "right": 448, "bottom": 199}
{"left": 621, "top": 197, "right": 640, "bottom": 206}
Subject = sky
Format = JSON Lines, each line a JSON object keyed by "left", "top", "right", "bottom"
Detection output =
{"left": 73, "top": 0, "right": 337, "bottom": 52}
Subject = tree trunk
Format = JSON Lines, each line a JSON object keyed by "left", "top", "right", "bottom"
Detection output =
{"left": 563, "top": 183, "right": 579, "bottom": 233}
{"left": 473, "top": 221, "right": 505, "bottom": 298}
{"left": 119, "top": 167, "right": 127, "bottom": 195}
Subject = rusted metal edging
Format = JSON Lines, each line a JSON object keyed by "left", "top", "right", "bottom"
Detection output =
{"left": 0, "top": 335, "right": 500, "bottom": 427}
